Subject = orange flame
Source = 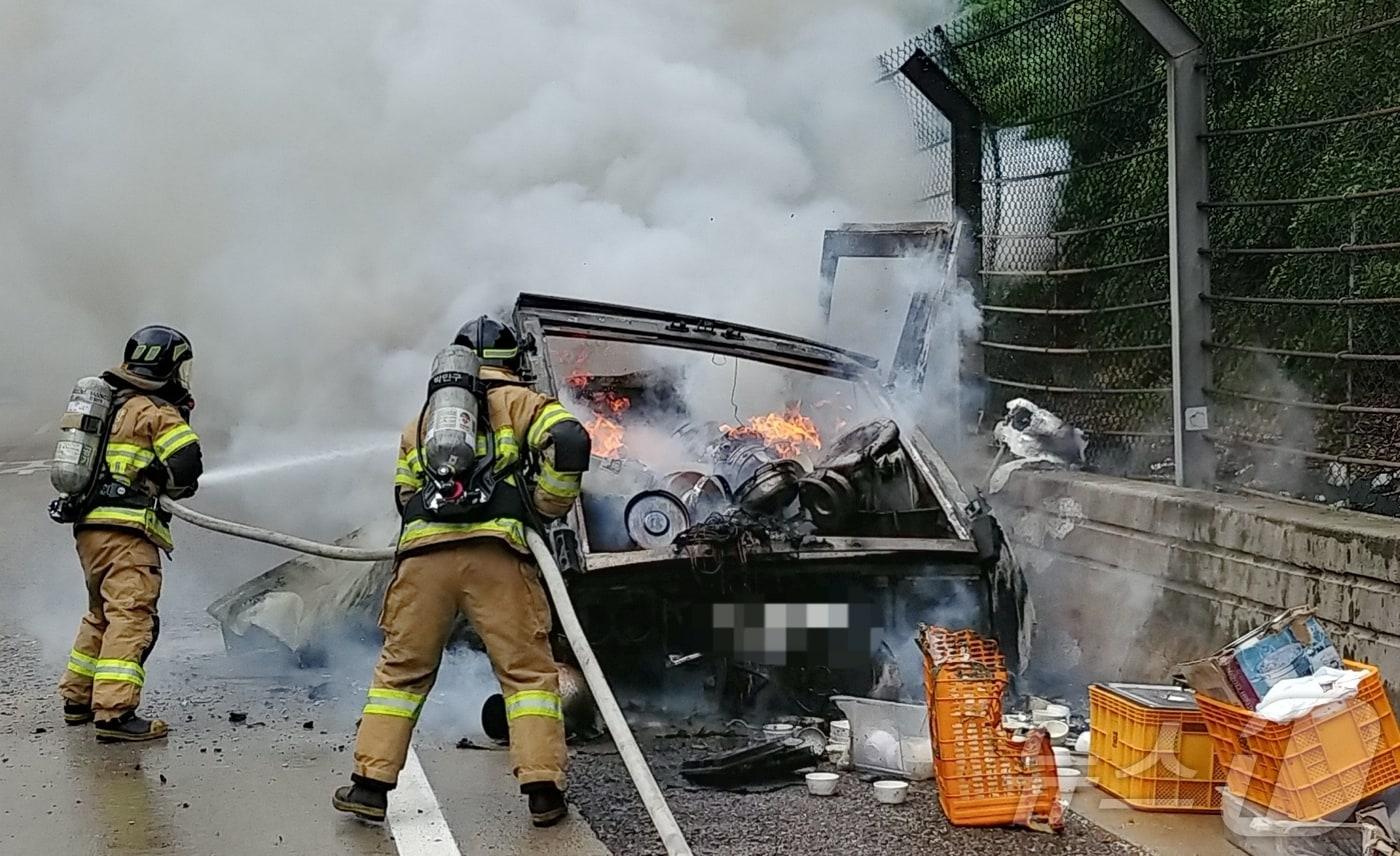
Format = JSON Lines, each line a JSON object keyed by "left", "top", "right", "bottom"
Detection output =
{"left": 569, "top": 371, "right": 632, "bottom": 459}
{"left": 585, "top": 413, "right": 626, "bottom": 459}
{"left": 722, "top": 404, "right": 822, "bottom": 458}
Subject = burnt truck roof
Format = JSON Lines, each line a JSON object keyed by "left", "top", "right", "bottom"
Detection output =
{"left": 512, "top": 293, "right": 880, "bottom": 383}
{"left": 512, "top": 293, "right": 981, "bottom": 572}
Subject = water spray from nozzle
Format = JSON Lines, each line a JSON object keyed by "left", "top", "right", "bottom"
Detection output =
{"left": 197, "top": 441, "right": 395, "bottom": 487}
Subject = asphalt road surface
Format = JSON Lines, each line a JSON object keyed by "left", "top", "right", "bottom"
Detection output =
{"left": 0, "top": 446, "right": 608, "bottom": 856}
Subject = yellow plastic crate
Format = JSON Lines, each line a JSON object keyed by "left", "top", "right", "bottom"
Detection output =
{"left": 1089, "top": 683, "right": 1226, "bottom": 812}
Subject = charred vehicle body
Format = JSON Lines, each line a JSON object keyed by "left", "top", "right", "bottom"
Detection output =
{"left": 211, "top": 290, "right": 1029, "bottom": 718}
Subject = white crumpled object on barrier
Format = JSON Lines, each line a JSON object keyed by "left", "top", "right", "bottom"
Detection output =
{"left": 1254, "top": 666, "right": 1368, "bottom": 723}
{"left": 989, "top": 398, "right": 1087, "bottom": 493}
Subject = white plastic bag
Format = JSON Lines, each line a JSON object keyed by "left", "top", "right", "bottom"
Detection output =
{"left": 1253, "top": 666, "right": 1367, "bottom": 723}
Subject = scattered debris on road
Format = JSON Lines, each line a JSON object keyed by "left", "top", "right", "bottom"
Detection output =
{"left": 570, "top": 730, "right": 1148, "bottom": 856}
{"left": 680, "top": 738, "right": 821, "bottom": 790}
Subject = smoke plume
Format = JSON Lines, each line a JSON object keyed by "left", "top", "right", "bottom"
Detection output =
{"left": 2, "top": 0, "right": 950, "bottom": 458}
{"left": 2, "top": 1, "right": 978, "bottom": 716}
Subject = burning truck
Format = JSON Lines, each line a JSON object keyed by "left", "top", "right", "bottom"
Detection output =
{"left": 210, "top": 291, "right": 1029, "bottom": 718}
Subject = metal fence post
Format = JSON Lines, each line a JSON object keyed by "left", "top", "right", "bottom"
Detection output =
{"left": 898, "top": 49, "right": 983, "bottom": 277}
{"left": 897, "top": 48, "right": 986, "bottom": 429}
{"left": 1115, "top": 0, "right": 1214, "bottom": 488}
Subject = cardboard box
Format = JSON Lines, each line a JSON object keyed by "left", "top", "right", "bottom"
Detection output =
{"left": 1177, "top": 607, "right": 1341, "bottom": 708}
{"left": 1179, "top": 651, "right": 1249, "bottom": 707}
{"left": 1232, "top": 613, "right": 1341, "bottom": 705}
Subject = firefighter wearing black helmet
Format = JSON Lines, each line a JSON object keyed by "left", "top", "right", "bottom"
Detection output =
{"left": 334, "top": 316, "right": 590, "bottom": 828}
{"left": 56, "top": 325, "right": 203, "bottom": 743}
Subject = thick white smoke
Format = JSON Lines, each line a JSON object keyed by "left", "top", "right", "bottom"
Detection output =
{"left": 2, "top": 0, "right": 950, "bottom": 468}
{"left": 3, "top": 1, "right": 973, "bottom": 668}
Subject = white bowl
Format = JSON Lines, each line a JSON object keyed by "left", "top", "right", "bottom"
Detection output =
{"left": 873, "top": 780, "right": 909, "bottom": 805}
{"left": 763, "top": 722, "right": 795, "bottom": 739}
{"left": 1041, "top": 703, "right": 1071, "bottom": 720}
{"left": 1057, "top": 767, "right": 1084, "bottom": 793}
{"left": 1043, "top": 720, "right": 1070, "bottom": 740}
{"left": 805, "top": 772, "right": 840, "bottom": 796}
{"left": 1075, "top": 731, "right": 1092, "bottom": 754}
{"left": 1001, "top": 714, "right": 1030, "bottom": 732}
{"left": 1052, "top": 747, "right": 1073, "bottom": 767}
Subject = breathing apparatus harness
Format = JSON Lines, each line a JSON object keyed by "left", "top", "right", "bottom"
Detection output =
{"left": 48, "top": 366, "right": 197, "bottom": 526}
{"left": 48, "top": 383, "right": 135, "bottom": 524}
{"left": 415, "top": 379, "right": 506, "bottom": 518}
{"left": 403, "top": 346, "right": 528, "bottom": 526}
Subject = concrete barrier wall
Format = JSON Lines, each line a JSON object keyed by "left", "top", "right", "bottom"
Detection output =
{"left": 993, "top": 469, "right": 1400, "bottom": 704}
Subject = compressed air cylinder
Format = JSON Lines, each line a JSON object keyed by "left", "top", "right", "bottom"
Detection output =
{"left": 422, "top": 345, "right": 482, "bottom": 479}
{"left": 51, "top": 376, "right": 115, "bottom": 495}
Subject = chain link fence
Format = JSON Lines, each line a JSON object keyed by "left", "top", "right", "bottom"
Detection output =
{"left": 881, "top": 0, "right": 1400, "bottom": 513}
{"left": 1182, "top": 1, "right": 1400, "bottom": 512}
{"left": 881, "top": 0, "right": 1176, "bottom": 480}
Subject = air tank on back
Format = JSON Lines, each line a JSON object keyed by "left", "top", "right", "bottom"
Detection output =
{"left": 422, "top": 345, "right": 482, "bottom": 479}
{"left": 51, "top": 376, "right": 116, "bottom": 496}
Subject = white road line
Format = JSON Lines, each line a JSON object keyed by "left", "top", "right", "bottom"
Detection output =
{"left": 389, "top": 746, "right": 462, "bottom": 856}
{"left": 0, "top": 460, "right": 50, "bottom": 476}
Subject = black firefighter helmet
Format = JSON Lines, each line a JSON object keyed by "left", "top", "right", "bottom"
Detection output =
{"left": 123, "top": 325, "right": 194, "bottom": 387}
{"left": 454, "top": 315, "right": 520, "bottom": 371}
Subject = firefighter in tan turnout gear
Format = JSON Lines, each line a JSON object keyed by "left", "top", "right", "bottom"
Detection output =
{"left": 334, "top": 316, "right": 590, "bottom": 827}
{"left": 51, "top": 325, "right": 203, "bottom": 742}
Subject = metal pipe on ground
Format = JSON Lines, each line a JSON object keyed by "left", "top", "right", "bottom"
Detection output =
{"left": 160, "top": 498, "right": 694, "bottom": 856}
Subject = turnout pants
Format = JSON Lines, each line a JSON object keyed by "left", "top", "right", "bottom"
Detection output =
{"left": 58, "top": 528, "right": 163, "bottom": 719}
{"left": 353, "top": 538, "right": 566, "bottom": 790}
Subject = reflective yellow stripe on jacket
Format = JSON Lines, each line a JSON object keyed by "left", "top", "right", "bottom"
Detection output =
{"left": 153, "top": 424, "right": 199, "bottom": 460}
{"left": 398, "top": 517, "right": 526, "bottom": 552}
{"left": 104, "top": 443, "right": 156, "bottom": 481}
{"left": 82, "top": 507, "right": 172, "bottom": 546}
{"left": 395, "top": 451, "right": 424, "bottom": 490}
{"left": 536, "top": 457, "right": 581, "bottom": 500}
{"left": 526, "top": 402, "right": 574, "bottom": 448}
{"left": 475, "top": 426, "right": 520, "bottom": 470}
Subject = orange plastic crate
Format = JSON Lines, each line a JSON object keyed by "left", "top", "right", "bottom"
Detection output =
{"left": 926, "top": 653, "right": 1061, "bottom": 830}
{"left": 1088, "top": 684, "right": 1226, "bottom": 812}
{"left": 919, "top": 625, "right": 1006, "bottom": 671}
{"left": 1195, "top": 660, "right": 1400, "bottom": 821}
{"left": 920, "top": 625, "right": 1006, "bottom": 749}
{"left": 932, "top": 661, "right": 1008, "bottom": 762}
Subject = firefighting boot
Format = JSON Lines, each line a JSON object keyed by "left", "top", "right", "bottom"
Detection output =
{"left": 332, "top": 775, "right": 390, "bottom": 822}
{"left": 64, "top": 702, "right": 94, "bottom": 726}
{"left": 94, "top": 711, "right": 169, "bottom": 743}
{"left": 522, "top": 782, "right": 568, "bottom": 827}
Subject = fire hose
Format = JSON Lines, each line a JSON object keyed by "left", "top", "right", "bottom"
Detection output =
{"left": 158, "top": 497, "right": 695, "bottom": 856}
{"left": 159, "top": 497, "right": 398, "bottom": 561}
